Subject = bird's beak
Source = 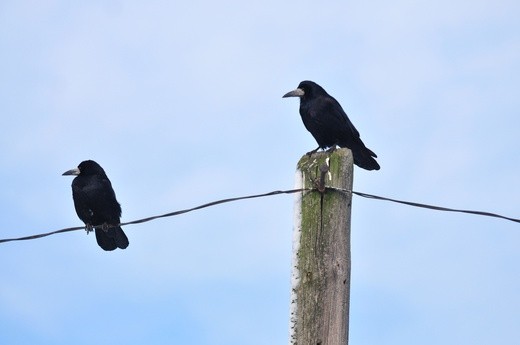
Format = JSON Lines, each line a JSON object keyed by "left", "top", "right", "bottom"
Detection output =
{"left": 62, "top": 168, "right": 80, "bottom": 176}
{"left": 283, "top": 88, "right": 305, "bottom": 98}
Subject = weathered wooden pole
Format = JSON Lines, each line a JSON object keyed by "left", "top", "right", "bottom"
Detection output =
{"left": 290, "top": 148, "right": 353, "bottom": 345}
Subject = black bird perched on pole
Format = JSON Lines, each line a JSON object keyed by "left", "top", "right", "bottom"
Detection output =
{"left": 283, "top": 80, "right": 380, "bottom": 171}
{"left": 63, "top": 160, "right": 129, "bottom": 251}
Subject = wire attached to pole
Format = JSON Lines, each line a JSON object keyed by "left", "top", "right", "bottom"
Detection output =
{"left": 0, "top": 187, "right": 518, "bottom": 245}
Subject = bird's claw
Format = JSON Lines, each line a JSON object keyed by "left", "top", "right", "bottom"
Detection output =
{"left": 101, "top": 223, "right": 110, "bottom": 232}
{"left": 85, "top": 224, "right": 93, "bottom": 234}
{"left": 326, "top": 145, "right": 338, "bottom": 153}
{"left": 306, "top": 147, "right": 320, "bottom": 156}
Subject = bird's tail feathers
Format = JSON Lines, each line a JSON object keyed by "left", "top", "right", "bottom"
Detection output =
{"left": 95, "top": 226, "right": 129, "bottom": 251}
{"left": 352, "top": 147, "right": 380, "bottom": 171}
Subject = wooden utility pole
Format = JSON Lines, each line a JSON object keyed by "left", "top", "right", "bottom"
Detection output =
{"left": 290, "top": 148, "right": 353, "bottom": 345}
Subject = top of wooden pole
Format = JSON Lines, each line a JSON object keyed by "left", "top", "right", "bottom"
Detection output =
{"left": 296, "top": 148, "right": 353, "bottom": 191}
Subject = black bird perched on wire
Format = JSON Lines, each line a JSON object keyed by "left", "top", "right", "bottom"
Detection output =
{"left": 283, "top": 80, "right": 380, "bottom": 171}
{"left": 62, "top": 160, "right": 129, "bottom": 251}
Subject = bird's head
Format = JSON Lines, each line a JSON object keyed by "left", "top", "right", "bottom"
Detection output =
{"left": 283, "top": 80, "right": 326, "bottom": 100}
{"left": 62, "top": 160, "right": 106, "bottom": 177}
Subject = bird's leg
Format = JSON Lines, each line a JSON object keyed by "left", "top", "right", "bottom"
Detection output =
{"left": 101, "top": 223, "right": 110, "bottom": 232}
{"left": 306, "top": 146, "right": 321, "bottom": 156}
{"left": 326, "top": 145, "right": 338, "bottom": 153}
{"left": 85, "top": 223, "right": 93, "bottom": 234}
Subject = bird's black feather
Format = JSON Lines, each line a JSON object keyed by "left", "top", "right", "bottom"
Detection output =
{"left": 284, "top": 80, "right": 380, "bottom": 171}
{"left": 65, "top": 160, "right": 129, "bottom": 251}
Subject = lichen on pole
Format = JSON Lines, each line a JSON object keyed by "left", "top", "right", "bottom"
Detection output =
{"left": 290, "top": 148, "right": 353, "bottom": 345}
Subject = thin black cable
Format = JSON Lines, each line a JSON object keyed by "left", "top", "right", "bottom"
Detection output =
{"left": 0, "top": 225, "right": 87, "bottom": 244}
{"left": 0, "top": 188, "right": 308, "bottom": 244}
{"left": 329, "top": 187, "right": 520, "bottom": 224}
{"left": 0, "top": 187, "right": 518, "bottom": 245}
{"left": 120, "top": 188, "right": 308, "bottom": 226}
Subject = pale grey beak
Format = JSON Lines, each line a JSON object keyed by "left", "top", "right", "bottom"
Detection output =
{"left": 283, "top": 88, "right": 305, "bottom": 98}
{"left": 62, "top": 168, "right": 80, "bottom": 176}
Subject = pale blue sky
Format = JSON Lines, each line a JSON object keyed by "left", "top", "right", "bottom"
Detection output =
{"left": 1, "top": 1, "right": 519, "bottom": 344}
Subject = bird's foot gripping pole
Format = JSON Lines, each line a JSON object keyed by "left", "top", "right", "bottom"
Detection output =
{"left": 325, "top": 145, "right": 338, "bottom": 153}
{"left": 306, "top": 146, "right": 321, "bottom": 156}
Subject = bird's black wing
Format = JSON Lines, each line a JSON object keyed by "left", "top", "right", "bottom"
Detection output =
{"left": 97, "top": 176, "right": 122, "bottom": 224}
{"left": 326, "top": 97, "right": 380, "bottom": 169}
{"left": 93, "top": 177, "right": 128, "bottom": 250}
{"left": 321, "top": 96, "right": 361, "bottom": 142}
{"left": 301, "top": 95, "right": 362, "bottom": 149}
{"left": 72, "top": 175, "right": 121, "bottom": 226}
{"left": 315, "top": 96, "right": 380, "bottom": 170}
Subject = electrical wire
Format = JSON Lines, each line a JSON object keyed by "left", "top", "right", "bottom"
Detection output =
{"left": 0, "top": 188, "right": 307, "bottom": 244}
{"left": 0, "top": 187, "right": 518, "bottom": 245}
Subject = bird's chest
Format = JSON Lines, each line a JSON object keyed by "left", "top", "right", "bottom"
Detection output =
{"left": 300, "top": 107, "right": 319, "bottom": 129}
{"left": 73, "top": 180, "right": 103, "bottom": 201}
{"left": 299, "top": 102, "right": 341, "bottom": 148}
{"left": 72, "top": 178, "right": 108, "bottom": 219}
